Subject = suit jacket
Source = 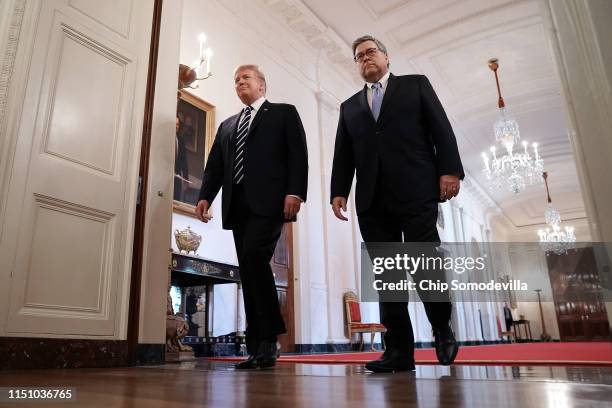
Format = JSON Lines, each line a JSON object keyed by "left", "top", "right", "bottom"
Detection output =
{"left": 330, "top": 74, "right": 463, "bottom": 214}
{"left": 199, "top": 100, "right": 308, "bottom": 229}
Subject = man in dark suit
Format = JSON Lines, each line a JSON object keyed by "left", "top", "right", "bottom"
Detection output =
{"left": 196, "top": 64, "right": 308, "bottom": 369}
{"left": 330, "top": 35, "right": 464, "bottom": 372}
{"left": 174, "top": 115, "right": 190, "bottom": 201}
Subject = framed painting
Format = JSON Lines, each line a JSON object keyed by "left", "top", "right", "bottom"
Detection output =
{"left": 173, "top": 90, "right": 215, "bottom": 217}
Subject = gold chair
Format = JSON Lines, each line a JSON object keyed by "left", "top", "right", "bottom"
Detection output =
{"left": 344, "top": 291, "right": 386, "bottom": 351}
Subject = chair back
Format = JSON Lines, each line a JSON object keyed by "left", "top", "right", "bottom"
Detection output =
{"left": 343, "top": 291, "right": 361, "bottom": 323}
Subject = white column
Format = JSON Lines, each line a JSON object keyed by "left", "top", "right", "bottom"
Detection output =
{"left": 450, "top": 202, "right": 467, "bottom": 341}
{"left": 539, "top": 0, "right": 612, "bottom": 328}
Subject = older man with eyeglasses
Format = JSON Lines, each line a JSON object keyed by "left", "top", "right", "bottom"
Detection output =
{"left": 330, "top": 35, "right": 464, "bottom": 372}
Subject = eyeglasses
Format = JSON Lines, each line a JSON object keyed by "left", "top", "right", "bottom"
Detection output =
{"left": 354, "top": 47, "right": 379, "bottom": 63}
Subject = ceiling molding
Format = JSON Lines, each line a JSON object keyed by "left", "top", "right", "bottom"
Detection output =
{"left": 389, "top": 0, "right": 535, "bottom": 54}
{"left": 357, "top": 0, "right": 463, "bottom": 22}
{"left": 259, "top": 0, "right": 361, "bottom": 85}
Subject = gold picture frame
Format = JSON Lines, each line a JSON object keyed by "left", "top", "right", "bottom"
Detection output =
{"left": 173, "top": 90, "right": 215, "bottom": 217}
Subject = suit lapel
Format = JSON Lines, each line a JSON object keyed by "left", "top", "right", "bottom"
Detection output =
{"left": 377, "top": 73, "right": 398, "bottom": 124}
{"left": 225, "top": 113, "right": 241, "bottom": 171}
{"left": 358, "top": 85, "right": 375, "bottom": 123}
{"left": 225, "top": 101, "right": 268, "bottom": 172}
{"left": 248, "top": 100, "right": 270, "bottom": 136}
{"left": 227, "top": 112, "right": 241, "bottom": 144}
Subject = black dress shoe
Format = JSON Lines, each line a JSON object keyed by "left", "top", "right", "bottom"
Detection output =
{"left": 434, "top": 325, "right": 459, "bottom": 365}
{"left": 254, "top": 341, "right": 278, "bottom": 369}
{"left": 235, "top": 355, "right": 258, "bottom": 369}
{"left": 365, "top": 349, "right": 415, "bottom": 373}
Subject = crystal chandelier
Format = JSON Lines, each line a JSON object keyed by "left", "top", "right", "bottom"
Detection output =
{"left": 481, "top": 59, "right": 544, "bottom": 194}
{"left": 538, "top": 172, "right": 576, "bottom": 255}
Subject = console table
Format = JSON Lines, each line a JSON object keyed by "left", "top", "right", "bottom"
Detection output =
{"left": 170, "top": 252, "right": 240, "bottom": 347}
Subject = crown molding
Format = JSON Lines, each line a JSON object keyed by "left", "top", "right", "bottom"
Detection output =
{"left": 258, "top": 0, "right": 361, "bottom": 87}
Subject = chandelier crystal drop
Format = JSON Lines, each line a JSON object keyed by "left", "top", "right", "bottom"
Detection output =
{"left": 481, "top": 59, "right": 544, "bottom": 194}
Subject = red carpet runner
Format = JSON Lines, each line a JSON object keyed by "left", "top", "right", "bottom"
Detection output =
{"left": 207, "top": 342, "right": 612, "bottom": 366}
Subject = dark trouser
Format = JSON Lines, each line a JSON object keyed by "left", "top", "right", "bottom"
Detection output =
{"left": 357, "top": 192, "right": 452, "bottom": 356}
{"left": 228, "top": 184, "right": 286, "bottom": 355}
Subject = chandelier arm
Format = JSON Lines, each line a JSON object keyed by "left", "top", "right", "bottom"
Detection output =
{"left": 488, "top": 58, "right": 505, "bottom": 108}
{"left": 542, "top": 171, "right": 552, "bottom": 203}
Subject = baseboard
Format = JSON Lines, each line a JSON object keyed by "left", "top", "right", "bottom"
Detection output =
{"left": 0, "top": 337, "right": 129, "bottom": 370}
{"left": 293, "top": 343, "right": 383, "bottom": 353}
{"left": 292, "top": 339, "right": 537, "bottom": 354}
{"left": 136, "top": 343, "right": 165, "bottom": 366}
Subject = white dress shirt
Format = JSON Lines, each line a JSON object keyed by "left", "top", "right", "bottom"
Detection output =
{"left": 238, "top": 95, "right": 266, "bottom": 128}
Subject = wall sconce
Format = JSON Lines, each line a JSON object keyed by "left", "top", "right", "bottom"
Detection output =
{"left": 178, "top": 32, "right": 213, "bottom": 90}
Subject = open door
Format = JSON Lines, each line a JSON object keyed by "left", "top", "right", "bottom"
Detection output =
{"left": 271, "top": 223, "right": 295, "bottom": 352}
{"left": 0, "top": 0, "right": 154, "bottom": 340}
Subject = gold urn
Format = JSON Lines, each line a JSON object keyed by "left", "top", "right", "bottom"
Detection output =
{"left": 174, "top": 226, "right": 202, "bottom": 254}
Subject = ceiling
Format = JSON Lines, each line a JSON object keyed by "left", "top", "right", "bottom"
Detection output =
{"left": 262, "top": 0, "right": 587, "bottom": 237}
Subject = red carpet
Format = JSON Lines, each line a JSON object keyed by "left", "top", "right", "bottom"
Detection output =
{"left": 207, "top": 342, "right": 612, "bottom": 366}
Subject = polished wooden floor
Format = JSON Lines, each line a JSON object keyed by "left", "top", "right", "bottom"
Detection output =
{"left": 1, "top": 360, "right": 612, "bottom": 407}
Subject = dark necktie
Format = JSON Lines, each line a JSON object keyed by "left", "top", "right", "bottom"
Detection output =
{"left": 371, "top": 82, "right": 383, "bottom": 121}
{"left": 233, "top": 106, "right": 252, "bottom": 184}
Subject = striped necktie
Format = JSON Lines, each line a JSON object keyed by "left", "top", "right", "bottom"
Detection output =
{"left": 233, "top": 106, "right": 252, "bottom": 184}
{"left": 371, "top": 82, "right": 383, "bottom": 121}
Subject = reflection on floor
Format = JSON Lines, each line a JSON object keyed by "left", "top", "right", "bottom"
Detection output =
{"left": 1, "top": 360, "right": 612, "bottom": 407}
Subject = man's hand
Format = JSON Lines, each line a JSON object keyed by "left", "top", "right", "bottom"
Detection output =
{"left": 439, "top": 175, "right": 460, "bottom": 201}
{"left": 331, "top": 196, "right": 349, "bottom": 221}
{"left": 284, "top": 195, "right": 302, "bottom": 220}
{"left": 195, "top": 200, "right": 212, "bottom": 222}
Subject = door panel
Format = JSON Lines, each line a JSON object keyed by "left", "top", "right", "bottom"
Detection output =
{"left": 0, "top": 0, "right": 153, "bottom": 338}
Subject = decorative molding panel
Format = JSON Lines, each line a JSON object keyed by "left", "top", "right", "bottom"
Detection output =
{"left": 68, "top": 0, "right": 133, "bottom": 39}
{"left": 20, "top": 194, "right": 115, "bottom": 317}
{"left": 43, "top": 22, "right": 129, "bottom": 175}
{"left": 5, "top": 193, "right": 118, "bottom": 335}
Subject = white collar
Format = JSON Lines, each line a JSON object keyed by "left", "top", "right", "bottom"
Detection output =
{"left": 245, "top": 96, "right": 266, "bottom": 111}
{"left": 366, "top": 71, "right": 391, "bottom": 89}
